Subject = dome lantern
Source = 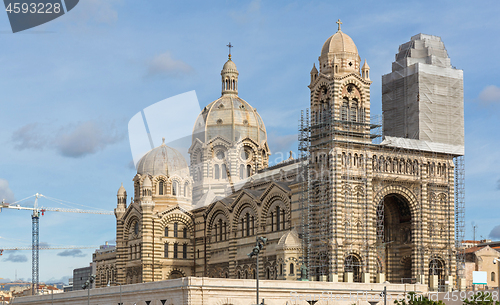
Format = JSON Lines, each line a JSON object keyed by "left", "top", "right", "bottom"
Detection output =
{"left": 319, "top": 20, "right": 361, "bottom": 76}
{"left": 221, "top": 42, "right": 239, "bottom": 96}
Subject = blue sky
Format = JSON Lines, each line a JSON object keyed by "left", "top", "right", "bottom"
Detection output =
{"left": 0, "top": 0, "right": 499, "bottom": 284}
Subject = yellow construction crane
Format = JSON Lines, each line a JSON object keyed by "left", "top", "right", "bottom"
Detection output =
{"left": 0, "top": 193, "right": 113, "bottom": 295}
{"left": 0, "top": 246, "right": 100, "bottom": 256}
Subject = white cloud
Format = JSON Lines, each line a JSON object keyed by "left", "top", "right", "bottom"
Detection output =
{"left": 55, "top": 121, "right": 123, "bottom": 158}
{"left": 57, "top": 249, "right": 86, "bottom": 257}
{"left": 0, "top": 179, "right": 15, "bottom": 203}
{"left": 12, "top": 121, "right": 124, "bottom": 158}
{"left": 478, "top": 85, "right": 500, "bottom": 104}
{"left": 146, "top": 52, "right": 193, "bottom": 78}
{"left": 3, "top": 251, "right": 28, "bottom": 263}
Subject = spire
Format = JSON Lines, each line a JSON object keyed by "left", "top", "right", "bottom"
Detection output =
{"left": 362, "top": 59, "right": 370, "bottom": 80}
{"left": 310, "top": 63, "right": 318, "bottom": 74}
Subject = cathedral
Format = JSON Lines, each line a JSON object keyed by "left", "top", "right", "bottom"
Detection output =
{"left": 93, "top": 24, "right": 465, "bottom": 291}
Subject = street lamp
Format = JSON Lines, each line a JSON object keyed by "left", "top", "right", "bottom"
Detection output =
{"left": 107, "top": 281, "right": 123, "bottom": 305}
{"left": 248, "top": 236, "right": 268, "bottom": 305}
{"left": 82, "top": 274, "right": 96, "bottom": 305}
{"left": 493, "top": 258, "right": 500, "bottom": 301}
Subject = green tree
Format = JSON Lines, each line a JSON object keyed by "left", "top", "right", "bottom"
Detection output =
{"left": 463, "top": 292, "right": 499, "bottom": 305}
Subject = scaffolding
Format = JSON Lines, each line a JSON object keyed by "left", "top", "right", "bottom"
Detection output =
{"left": 298, "top": 103, "right": 380, "bottom": 281}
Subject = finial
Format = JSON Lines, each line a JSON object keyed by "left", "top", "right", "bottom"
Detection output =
{"left": 226, "top": 42, "right": 233, "bottom": 59}
{"left": 162, "top": 137, "right": 165, "bottom": 145}
{"left": 336, "top": 19, "right": 342, "bottom": 31}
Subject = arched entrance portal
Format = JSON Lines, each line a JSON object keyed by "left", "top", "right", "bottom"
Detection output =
{"left": 429, "top": 258, "right": 445, "bottom": 287}
{"left": 344, "top": 254, "right": 362, "bottom": 282}
{"left": 380, "top": 194, "right": 413, "bottom": 283}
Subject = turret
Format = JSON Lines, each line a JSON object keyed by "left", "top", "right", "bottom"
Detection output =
{"left": 362, "top": 59, "right": 370, "bottom": 80}
{"left": 310, "top": 63, "right": 318, "bottom": 84}
{"left": 114, "top": 183, "right": 127, "bottom": 219}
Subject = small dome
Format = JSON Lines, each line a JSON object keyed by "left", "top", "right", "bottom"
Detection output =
{"left": 143, "top": 176, "right": 152, "bottom": 188}
{"left": 136, "top": 141, "right": 189, "bottom": 178}
{"left": 277, "top": 229, "right": 301, "bottom": 249}
{"left": 117, "top": 183, "right": 126, "bottom": 196}
{"left": 321, "top": 30, "right": 358, "bottom": 58}
{"left": 222, "top": 59, "right": 238, "bottom": 73}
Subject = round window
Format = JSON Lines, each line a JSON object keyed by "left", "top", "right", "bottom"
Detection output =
{"left": 216, "top": 150, "right": 225, "bottom": 160}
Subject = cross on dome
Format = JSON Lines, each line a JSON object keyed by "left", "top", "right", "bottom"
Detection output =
{"left": 336, "top": 19, "right": 342, "bottom": 31}
{"left": 226, "top": 42, "right": 233, "bottom": 59}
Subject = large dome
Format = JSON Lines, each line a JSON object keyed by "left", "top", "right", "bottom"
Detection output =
{"left": 136, "top": 141, "right": 189, "bottom": 177}
{"left": 192, "top": 57, "right": 267, "bottom": 146}
{"left": 192, "top": 95, "right": 267, "bottom": 145}
{"left": 321, "top": 30, "right": 358, "bottom": 58}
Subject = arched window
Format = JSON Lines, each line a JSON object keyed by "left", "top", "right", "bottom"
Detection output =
{"left": 251, "top": 216, "right": 255, "bottom": 236}
{"left": 173, "top": 243, "right": 178, "bottom": 259}
{"left": 164, "top": 243, "right": 168, "bottom": 258}
{"left": 341, "top": 99, "right": 348, "bottom": 121}
{"left": 271, "top": 212, "right": 274, "bottom": 232}
{"left": 350, "top": 100, "right": 357, "bottom": 122}
{"left": 281, "top": 208, "right": 285, "bottom": 230}
{"left": 219, "top": 219, "right": 223, "bottom": 241}
{"left": 164, "top": 226, "right": 169, "bottom": 237}
{"left": 240, "top": 164, "right": 245, "bottom": 179}
{"left": 290, "top": 263, "right": 294, "bottom": 275}
{"left": 359, "top": 108, "right": 365, "bottom": 123}
{"left": 183, "top": 227, "right": 187, "bottom": 238}
{"left": 246, "top": 213, "right": 250, "bottom": 237}
{"left": 280, "top": 264, "right": 283, "bottom": 275}
{"left": 276, "top": 207, "right": 281, "bottom": 231}
{"left": 222, "top": 164, "right": 227, "bottom": 179}
{"left": 182, "top": 244, "right": 187, "bottom": 259}
{"left": 159, "top": 181, "right": 164, "bottom": 195}
{"left": 184, "top": 183, "right": 188, "bottom": 197}
{"left": 492, "top": 272, "right": 496, "bottom": 282}
{"left": 174, "top": 222, "right": 178, "bottom": 237}
{"left": 246, "top": 165, "right": 251, "bottom": 177}
{"left": 237, "top": 271, "right": 241, "bottom": 279}
{"left": 214, "top": 164, "right": 220, "bottom": 179}
{"left": 172, "top": 181, "right": 178, "bottom": 196}
{"left": 214, "top": 224, "right": 218, "bottom": 242}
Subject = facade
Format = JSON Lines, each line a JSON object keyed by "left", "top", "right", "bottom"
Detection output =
{"left": 72, "top": 266, "right": 92, "bottom": 291}
{"left": 96, "top": 25, "right": 464, "bottom": 291}
{"left": 464, "top": 243, "right": 500, "bottom": 288}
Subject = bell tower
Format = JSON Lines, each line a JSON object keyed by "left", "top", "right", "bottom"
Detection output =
{"left": 308, "top": 20, "right": 372, "bottom": 147}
